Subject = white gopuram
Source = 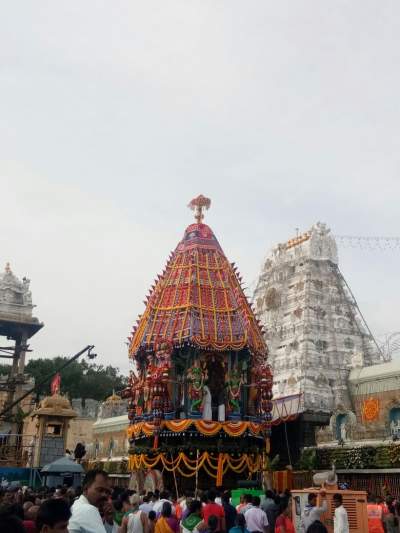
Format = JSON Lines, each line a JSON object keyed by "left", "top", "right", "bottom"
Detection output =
{"left": 0, "top": 262, "right": 43, "bottom": 374}
{"left": 253, "top": 223, "right": 383, "bottom": 420}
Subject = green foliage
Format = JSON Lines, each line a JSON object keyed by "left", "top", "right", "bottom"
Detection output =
{"left": 388, "top": 443, "right": 400, "bottom": 466}
{"left": 24, "top": 357, "right": 128, "bottom": 401}
{"left": 316, "top": 445, "right": 382, "bottom": 470}
{"left": 0, "top": 364, "right": 10, "bottom": 376}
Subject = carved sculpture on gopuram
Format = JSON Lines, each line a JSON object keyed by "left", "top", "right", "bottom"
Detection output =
{"left": 125, "top": 196, "right": 273, "bottom": 489}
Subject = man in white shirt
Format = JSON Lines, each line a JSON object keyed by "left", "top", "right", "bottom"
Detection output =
{"left": 333, "top": 493, "right": 349, "bottom": 533}
{"left": 244, "top": 496, "right": 269, "bottom": 533}
{"left": 300, "top": 490, "right": 327, "bottom": 532}
{"left": 239, "top": 494, "right": 254, "bottom": 515}
{"left": 139, "top": 494, "right": 154, "bottom": 514}
{"left": 68, "top": 469, "right": 110, "bottom": 533}
{"left": 152, "top": 490, "right": 175, "bottom": 516}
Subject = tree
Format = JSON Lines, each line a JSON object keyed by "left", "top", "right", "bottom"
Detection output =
{"left": 0, "top": 364, "right": 10, "bottom": 376}
{"left": 24, "top": 358, "right": 127, "bottom": 401}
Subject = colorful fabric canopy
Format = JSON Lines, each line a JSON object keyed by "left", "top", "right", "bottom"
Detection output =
{"left": 129, "top": 221, "right": 267, "bottom": 358}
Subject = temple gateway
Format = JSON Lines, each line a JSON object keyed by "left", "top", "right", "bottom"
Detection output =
{"left": 124, "top": 196, "right": 273, "bottom": 489}
{"left": 253, "top": 223, "right": 383, "bottom": 464}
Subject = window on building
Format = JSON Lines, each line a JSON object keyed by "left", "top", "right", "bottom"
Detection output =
{"left": 344, "top": 337, "right": 354, "bottom": 350}
{"left": 46, "top": 423, "right": 62, "bottom": 436}
{"left": 315, "top": 339, "right": 328, "bottom": 352}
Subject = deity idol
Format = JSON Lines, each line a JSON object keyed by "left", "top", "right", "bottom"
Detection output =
{"left": 187, "top": 362, "right": 206, "bottom": 414}
{"left": 227, "top": 367, "right": 244, "bottom": 413}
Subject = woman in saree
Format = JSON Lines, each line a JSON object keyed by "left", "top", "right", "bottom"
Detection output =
{"left": 156, "top": 502, "right": 180, "bottom": 533}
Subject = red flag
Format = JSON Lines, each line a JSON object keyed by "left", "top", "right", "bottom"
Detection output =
{"left": 51, "top": 373, "right": 61, "bottom": 395}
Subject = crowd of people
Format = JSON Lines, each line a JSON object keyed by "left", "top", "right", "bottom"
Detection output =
{"left": 0, "top": 468, "right": 399, "bottom": 533}
{"left": 366, "top": 494, "right": 400, "bottom": 533}
{"left": 0, "top": 469, "right": 299, "bottom": 533}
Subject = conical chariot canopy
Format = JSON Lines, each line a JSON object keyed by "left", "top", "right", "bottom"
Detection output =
{"left": 128, "top": 195, "right": 267, "bottom": 360}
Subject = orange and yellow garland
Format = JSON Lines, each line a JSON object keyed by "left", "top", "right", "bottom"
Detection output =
{"left": 127, "top": 419, "right": 262, "bottom": 439}
{"left": 128, "top": 451, "right": 261, "bottom": 483}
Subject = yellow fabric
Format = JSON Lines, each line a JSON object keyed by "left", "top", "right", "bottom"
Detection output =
{"left": 165, "top": 420, "right": 192, "bottom": 433}
{"left": 195, "top": 420, "right": 221, "bottom": 436}
{"left": 155, "top": 517, "right": 175, "bottom": 533}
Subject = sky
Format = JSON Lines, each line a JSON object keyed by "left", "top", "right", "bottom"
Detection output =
{"left": 1, "top": 1, "right": 399, "bottom": 375}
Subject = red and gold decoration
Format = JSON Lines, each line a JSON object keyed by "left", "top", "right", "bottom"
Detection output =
{"left": 362, "top": 397, "right": 380, "bottom": 422}
{"left": 125, "top": 196, "right": 273, "bottom": 488}
{"left": 128, "top": 195, "right": 266, "bottom": 359}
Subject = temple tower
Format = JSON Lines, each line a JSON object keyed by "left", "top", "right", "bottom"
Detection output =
{"left": 0, "top": 263, "right": 43, "bottom": 433}
{"left": 253, "top": 223, "right": 382, "bottom": 454}
{"left": 125, "top": 196, "right": 273, "bottom": 490}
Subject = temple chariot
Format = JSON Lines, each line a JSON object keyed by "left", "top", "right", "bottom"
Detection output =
{"left": 124, "top": 196, "right": 273, "bottom": 490}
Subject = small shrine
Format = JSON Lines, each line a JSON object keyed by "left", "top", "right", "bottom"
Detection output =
{"left": 31, "top": 393, "right": 77, "bottom": 468}
{"left": 125, "top": 196, "right": 273, "bottom": 489}
{"left": 98, "top": 391, "right": 127, "bottom": 420}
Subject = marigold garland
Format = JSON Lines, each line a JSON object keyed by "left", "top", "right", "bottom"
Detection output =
{"left": 127, "top": 419, "right": 263, "bottom": 439}
{"left": 128, "top": 451, "right": 260, "bottom": 483}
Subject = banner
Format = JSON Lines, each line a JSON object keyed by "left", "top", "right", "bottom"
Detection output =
{"left": 362, "top": 398, "right": 379, "bottom": 422}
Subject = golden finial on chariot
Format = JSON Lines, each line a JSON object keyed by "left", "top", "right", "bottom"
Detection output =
{"left": 188, "top": 194, "right": 211, "bottom": 224}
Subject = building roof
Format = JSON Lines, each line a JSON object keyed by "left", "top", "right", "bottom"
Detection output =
{"left": 349, "top": 360, "right": 400, "bottom": 383}
{"left": 104, "top": 391, "right": 123, "bottom": 403}
{"left": 41, "top": 457, "right": 84, "bottom": 474}
{"left": 93, "top": 414, "right": 129, "bottom": 433}
{"left": 128, "top": 197, "right": 267, "bottom": 359}
{"left": 33, "top": 394, "right": 77, "bottom": 418}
